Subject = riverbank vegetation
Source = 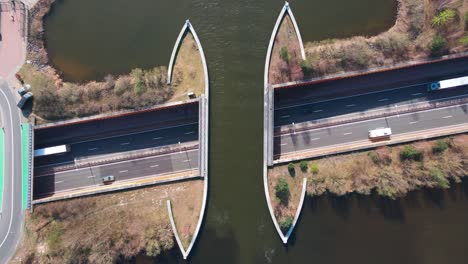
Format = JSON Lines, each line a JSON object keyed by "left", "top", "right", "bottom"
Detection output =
{"left": 12, "top": 180, "right": 203, "bottom": 263}
{"left": 271, "top": 0, "right": 468, "bottom": 83}
{"left": 270, "top": 134, "right": 467, "bottom": 202}
{"left": 20, "top": 0, "right": 203, "bottom": 122}
{"left": 269, "top": 14, "right": 304, "bottom": 85}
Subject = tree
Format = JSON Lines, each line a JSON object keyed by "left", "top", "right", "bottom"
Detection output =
{"left": 430, "top": 35, "right": 447, "bottom": 56}
{"left": 310, "top": 163, "right": 319, "bottom": 174}
{"left": 287, "top": 163, "right": 295, "bottom": 176}
{"left": 275, "top": 178, "right": 290, "bottom": 204}
{"left": 299, "top": 161, "right": 308, "bottom": 172}
{"left": 399, "top": 145, "right": 423, "bottom": 162}
{"left": 431, "top": 9, "right": 456, "bottom": 27}
{"left": 279, "top": 216, "right": 294, "bottom": 233}
{"left": 280, "top": 47, "right": 290, "bottom": 63}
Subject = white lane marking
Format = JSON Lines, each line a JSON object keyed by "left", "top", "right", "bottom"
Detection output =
{"left": 150, "top": 164, "right": 159, "bottom": 168}
{"left": 412, "top": 93, "right": 423, "bottom": 96}
{"left": 442, "top": 115, "right": 453, "bottom": 119}
{"left": 346, "top": 104, "right": 356, "bottom": 107}
{"left": 343, "top": 132, "right": 353, "bottom": 135}
{"left": 55, "top": 181, "right": 64, "bottom": 184}
{"left": 311, "top": 138, "right": 320, "bottom": 141}
{"left": 184, "top": 131, "right": 195, "bottom": 135}
{"left": 313, "top": 110, "right": 323, "bottom": 113}
{"left": 280, "top": 115, "right": 290, "bottom": 119}
{"left": 0, "top": 88, "right": 16, "bottom": 248}
{"left": 280, "top": 143, "right": 287, "bottom": 146}
{"left": 275, "top": 82, "right": 428, "bottom": 110}
{"left": 88, "top": 147, "right": 98, "bottom": 151}
{"left": 409, "top": 121, "right": 418, "bottom": 125}
{"left": 183, "top": 159, "right": 191, "bottom": 162}
{"left": 378, "top": 98, "right": 389, "bottom": 102}
{"left": 35, "top": 148, "right": 199, "bottom": 178}
{"left": 119, "top": 170, "right": 128, "bottom": 173}
{"left": 88, "top": 175, "right": 95, "bottom": 178}
{"left": 153, "top": 137, "right": 163, "bottom": 140}
{"left": 120, "top": 142, "right": 130, "bottom": 146}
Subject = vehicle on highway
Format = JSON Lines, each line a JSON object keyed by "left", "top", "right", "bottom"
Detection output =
{"left": 17, "top": 92, "right": 33, "bottom": 109}
{"left": 427, "top": 76, "right": 468, "bottom": 91}
{"left": 368, "top": 127, "right": 392, "bottom": 140}
{"left": 34, "top": 144, "right": 71, "bottom": 157}
{"left": 102, "top": 175, "right": 115, "bottom": 184}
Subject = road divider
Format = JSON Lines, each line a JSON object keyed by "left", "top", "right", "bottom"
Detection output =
{"left": 21, "top": 124, "right": 32, "bottom": 210}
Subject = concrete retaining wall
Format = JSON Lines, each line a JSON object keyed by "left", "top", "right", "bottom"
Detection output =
{"left": 166, "top": 20, "right": 209, "bottom": 260}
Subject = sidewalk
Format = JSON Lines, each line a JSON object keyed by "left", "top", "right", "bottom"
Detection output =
{"left": 0, "top": 5, "right": 25, "bottom": 80}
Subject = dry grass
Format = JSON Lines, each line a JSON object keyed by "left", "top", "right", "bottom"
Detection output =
{"left": 12, "top": 179, "right": 204, "bottom": 263}
{"left": 169, "top": 178, "right": 204, "bottom": 249}
{"left": 301, "top": 0, "right": 468, "bottom": 79}
{"left": 267, "top": 164, "right": 304, "bottom": 228}
{"left": 269, "top": 14, "right": 304, "bottom": 85}
{"left": 170, "top": 32, "right": 205, "bottom": 102}
{"left": 271, "top": 134, "right": 468, "bottom": 200}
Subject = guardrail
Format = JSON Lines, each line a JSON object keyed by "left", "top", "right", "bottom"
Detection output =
{"left": 20, "top": 124, "right": 32, "bottom": 210}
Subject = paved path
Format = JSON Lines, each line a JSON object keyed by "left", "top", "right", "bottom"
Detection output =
{"left": 0, "top": 80, "right": 23, "bottom": 264}
{"left": 0, "top": 7, "right": 24, "bottom": 79}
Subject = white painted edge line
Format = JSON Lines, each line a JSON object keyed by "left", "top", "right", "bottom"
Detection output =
{"left": 285, "top": 2, "right": 306, "bottom": 60}
{"left": 165, "top": 20, "right": 209, "bottom": 260}
{"left": 284, "top": 178, "right": 307, "bottom": 242}
{"left": 167, "top": 21, "right": 189, "bottom": 84}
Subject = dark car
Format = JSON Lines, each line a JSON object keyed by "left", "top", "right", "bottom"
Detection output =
{"left": 17, "top": 92, "right": 33, "bottom": 109}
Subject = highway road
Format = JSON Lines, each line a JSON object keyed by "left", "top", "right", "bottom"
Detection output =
{"left": 34, "top": 149, "right": 199, "bottom": 199}
{"left": 0, "top": 80, "right": 23, "bottom": 264}
{"left": 275, "top": 81, "right": 468, "bottom": 126}
{"left": 34, "top": 121, "right": 199, "bottom": 168}
{"left": 275, "top": 103, "right": 468, "bottom": 155}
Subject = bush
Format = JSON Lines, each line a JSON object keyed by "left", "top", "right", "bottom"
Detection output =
{"left": 399, "top": 145, "right": 423, "bottom": 162}
{"left": 368, "top": 151, "right": 380, "bottom": 164}
{"left": 431, "top": 9, "right": 456, "bottom": 27}
{"left": 131, "top": 68, "right": 146, "bottom": 95}
{"left": 465, "top": 11, "right": 468, "bottom": 29}
{"left": 310, "top": 163, "right": 319, "bottom": 174}
{"left": 275, "top": 178, "right": 290, "bottom": 204}
{"left": 430, "top": 168, "right": 449, "bottom": 189}
{"left": 430, "top": 35, "right": 447, "bottom": 56}
{"left": 299, "top": 161, "right": 308, "bottom": 172}
{"left": 280, "top": 47, "right": 290, "bottom": 63}
{"left": 300, "top": 59, "right": 314, "bottom": 77}
{"left": 432, "top": 140, "right": 449, "bottom": 154}
{"left": 287, "top": 163, "right": 295, "bottom": 176}
{"left": 47, "top": 221, "right": 64, "bottom": 255}
{"left": 459, "top": 36, "right": 468, "bottom": 46}
{"left": 114, "top": 76, "right": 131, "bottom": 96}
{"left": 279, "top": 216, "right": 294, "bottom": 233}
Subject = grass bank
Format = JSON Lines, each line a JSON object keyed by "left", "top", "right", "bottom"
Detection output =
{"left": 290, "top": 0, "right": 468, "bottom": 80}
{"left": 271, "top": 134, "right": 467, "bottom": 202}
{"left": 12, "top": 179, "right": 203, "bottom": 263}
{"left": 269, "top": 14, "right": 304, "bottom": 85}
{"left": 19, "top": 0, "right": 202, "bottom": 122}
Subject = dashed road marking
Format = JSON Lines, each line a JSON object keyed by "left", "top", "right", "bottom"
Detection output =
{"left": 150, "top": 164, "right": 159, "bottom": 168}
{"left": 55, "top": 181, "right": 64, "bottom": 184}
{"left": 412, "top": 93, "right": 423, "bottom": 96}
{"left": 443, "top": 115, "right": 453, "bottom": 119}
{"left": 313, "top": 110, "right": 323, "bottom": 113}
{"left": 378, "top": 98, "right": 389, "bottom": 102}
{"left": 280, "top": 115, "right": 290, "bottom": 119}
{"left": 184, "top": 131, "right": 195, "bottom": 135}
{"left": 311, "top": 138, "right": 320, "bottom": 141}
{"left": 119, "top": 170, "right": 128, "bottom": 173}
{"left": 153, "top": 137, "right": 163, "bottom": 140}
{"left": 409, "top": 121, "right": 418, "bottom": 125}
{"left": 183, "top": 159, "right": 191, "bottom": 162}
{"left": 88, "top": 175, "right": 95, "bottom": 178}
{"left": 88, "top": 147, "right": 98, "bottom": 151}
{"left": 346, "top": 104, "right": 356, "bottom": 107}
{"left": 343, "top": 132, "right": 353, "bottom": 135}
{"left": 120, "top": 142, "right": 130, "bottom": 146}
{"left": 280, "top": 143, "right": 287, "bottom": 146}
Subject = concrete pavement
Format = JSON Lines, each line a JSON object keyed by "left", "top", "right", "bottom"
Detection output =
{"left": 0, "top": 80, "right": 23, "bottom": 264}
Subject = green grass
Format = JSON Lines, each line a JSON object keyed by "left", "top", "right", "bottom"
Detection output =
{"left": 21, "top": 124, "right": 30, "bottom": 210}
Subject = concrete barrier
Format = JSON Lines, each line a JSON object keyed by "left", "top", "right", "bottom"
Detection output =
{"left": 166, "top": 20, "right": 209, "bottom": 260}
{"left": 284, "top": 178, "right": 307, "bottom": 241}
{"left": 167, "top": 21, "right": 189, "bottom": 85}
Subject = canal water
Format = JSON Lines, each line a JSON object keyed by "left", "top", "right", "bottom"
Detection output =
{"left": 42, "top": 0, "right": 468, "bottom": 263}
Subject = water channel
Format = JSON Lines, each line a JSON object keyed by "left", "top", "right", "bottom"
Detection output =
{"left": 42, "top": 0, "right": 468, "bottom": 263}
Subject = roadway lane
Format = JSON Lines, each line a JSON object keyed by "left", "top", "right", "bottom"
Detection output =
{"left": 0, "top": 81, "right": 23, "bottom": 264}
{"left": 275, "top": 56, "right": 468, "bottom": 108}
{"left": 35, "top": 102, "right": 199, "bottom": 147}
{"left": 275, "top": 103, "right": 468, "bottom": 155}
{"left": 34, "top": 149, "right": 199, "bottom": 199}
{"left": 34, "top": 122, "right": 199, "bottom": 168}
{"left": 275, "top": 82, "right": 468, "bottom": 126}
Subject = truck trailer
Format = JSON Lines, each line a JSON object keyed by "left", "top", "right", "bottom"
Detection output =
{"left": 368, "top": 127, "right": 392, "bottom": 140}
{"left": 34, "top": 144, "right": 71, "bottom": 157}
{"left": 427, "top": 76, "right": 468, "bottom": 91}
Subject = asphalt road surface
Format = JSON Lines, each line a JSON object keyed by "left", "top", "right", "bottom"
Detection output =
{"left": 0, "top": 80, "right": 23, "bottom": 264}
{"left": 34, "top": 122, "right": 199, "bottom": 168}
{"left": 34, "top": 149, "right": 199, "bottom": 199}
{"left": 275, "top": 81, "right": 468, "bottom": 126}
{"left": 275, "top": 103, "right": 468, "bottom": 155}
{"left": 275, "top": 56, "right": 468, "bottom": 108}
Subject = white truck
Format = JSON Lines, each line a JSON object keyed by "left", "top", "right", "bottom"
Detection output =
{"left": 34, "top": 144, "right": 71, "bottom": 157}
{"left": 427, "top": 76, "right": 468, "bottom": 91}
{"left": 368, "top": 127, "right": 392, "bottom": 140}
